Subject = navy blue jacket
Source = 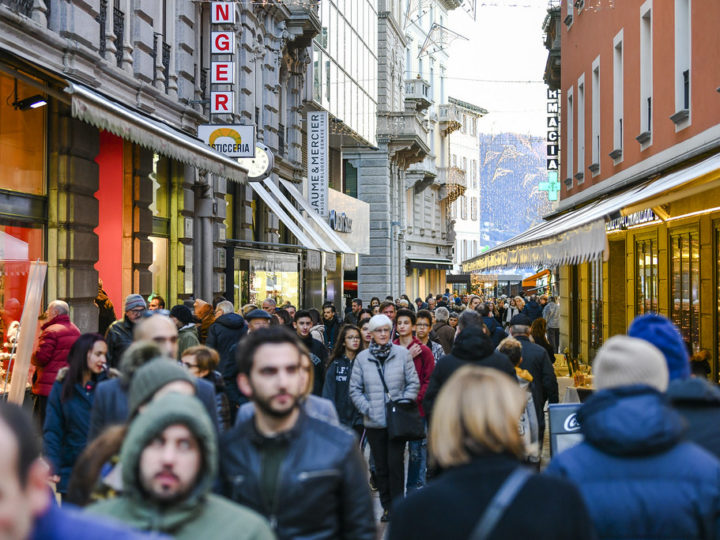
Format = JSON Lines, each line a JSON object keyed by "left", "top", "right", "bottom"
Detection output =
{"left": 322, "top": 355, "right": 362, "bottom": 428}
{"left": 43, "top": 370, "right": 112, "bottom": 493}
{"left": 667, "top": 377, "right": 720, "bottom": 460}
{"left": 88, "top": 376, "right": 220, "bottom": 440}
{"left": 206, "top": 313, "right": 247, "bottom": 380}
{"left": 546, "top": 385, "right": 720, "bottom": 539}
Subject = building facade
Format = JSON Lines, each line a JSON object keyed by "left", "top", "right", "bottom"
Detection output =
{"left": 468, "top": 1, "right": 720, "bottom": 379}
{"left": 0, "top": 0, "right": 323, "bottom": 334}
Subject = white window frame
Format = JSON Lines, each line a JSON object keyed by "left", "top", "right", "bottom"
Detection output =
{"left": 639, "top": 1, "right": 653, "bottom": 148}
{"left": 590, "top": 55, "right": 601, "bottom": 177}
{"left": 577, "top": 73, "right": 585, "bottom": 182}
{"left": 612, "top": 29, "right": 624, "bottom": 164}
{"left": 565, "top": 0, "right": 574, "bottom": 27}
{"left": 672, "top": 0, "right": 691, "bottom": 130}
{"left": 566, "top": 86, "right": 574, "bottom": 184}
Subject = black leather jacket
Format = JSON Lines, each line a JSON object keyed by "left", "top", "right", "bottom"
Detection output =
{"left": 219, "top": 411, "right": 375, "bottom": 540}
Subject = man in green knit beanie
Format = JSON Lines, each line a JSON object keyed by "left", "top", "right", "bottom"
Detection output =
{"left": 87, "top": 393, "right": 274, "bottom": 539}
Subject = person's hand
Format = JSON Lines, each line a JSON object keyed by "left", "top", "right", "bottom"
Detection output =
{"left": 408, "top": 343, "right": 422, "bottom": 358}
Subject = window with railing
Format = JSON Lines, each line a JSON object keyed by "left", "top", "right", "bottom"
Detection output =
{"left": 470, "top": 197, "right": 477, "bottom": 221}
{"left": 635, "top": 236, "right": 658, "bottom": 314}
{"left": 670, "top": 228, "right": 700, "bottom": 351}
{"left": 113, "top": 0, "right": 124, "bottom": 67}
{"left": 97, "top": 0, "right": 108, "bottom": 57}
{"left": 278, "top": 123, "right": 285, "bottom": 156}
{"left": 1, "top": 0, "right": 33, "bottom": 17}
{"left": 589, "top": 257, "right": 603, "bottom": 360}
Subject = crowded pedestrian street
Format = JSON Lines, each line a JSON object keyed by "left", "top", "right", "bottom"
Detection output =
{"left": 2, "top": 0, "right": 720, "bottom": 538}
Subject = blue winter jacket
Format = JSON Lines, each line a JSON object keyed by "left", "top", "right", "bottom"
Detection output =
{"left": 546, "top": 385, "right": 720, "bottom": 540}
{"left": 42, "top": 368, "right": 112, "bottom": 493}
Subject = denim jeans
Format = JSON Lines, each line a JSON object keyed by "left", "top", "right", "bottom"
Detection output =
{"left": 406, "top": 436, "right": 427, "bottom": 492}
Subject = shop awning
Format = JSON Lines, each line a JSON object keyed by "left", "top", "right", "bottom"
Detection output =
{"left": 249, "top": 182, "right": 332, "bottom": 252}
{"left": 278, "top": 179, "right": 355, "bottom": 255}
{"left": 464, "top": 152, "right": 720, "bottom": 272}
{"left": 407, "top": 258, "right": 454, "bottom": 270}
{"left": 522, "top": 269, "right": 551, "bottom": 287}
{"left": 65, "top": 82, "right": 248, "bottom": 182}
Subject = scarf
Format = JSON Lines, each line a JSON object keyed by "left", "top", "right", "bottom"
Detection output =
{"left": 370, "top": 341, "right": 392, "bottom": 363}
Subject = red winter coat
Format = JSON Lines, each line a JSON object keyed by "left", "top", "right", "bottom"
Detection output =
{"left": 394, "top": 337, "right": 435, "bottom": 417}
{"left": 31, "top": 314, "right": 80, "bottom": 396}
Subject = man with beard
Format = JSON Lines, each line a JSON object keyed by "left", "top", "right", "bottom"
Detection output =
{"left": 87, "top": 393, "right": 273, "bottom": 539}
{"left": 219, "top": 327, "right": 375, "bottom": 540}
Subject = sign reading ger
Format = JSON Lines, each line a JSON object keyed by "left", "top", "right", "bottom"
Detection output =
{"left": 198, "top": 124, "right": 256, "bottom": 158}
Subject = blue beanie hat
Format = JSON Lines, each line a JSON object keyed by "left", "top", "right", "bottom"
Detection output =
{"left": 628, "top": 313, "right": 690, "bottom": 381}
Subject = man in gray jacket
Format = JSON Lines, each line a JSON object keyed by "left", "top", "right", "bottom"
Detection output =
{"left": 542, "top": 296, "right": 560, "bottom": 353}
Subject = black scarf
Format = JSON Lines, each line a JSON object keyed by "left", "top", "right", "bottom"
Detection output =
{"left": 370, "top": 341, "right": 392, "bottom": 363}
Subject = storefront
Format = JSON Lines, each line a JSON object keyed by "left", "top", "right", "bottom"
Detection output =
{"left": 466, "top": 151, "right": 720, "bottom": 378}
{"left": 405, "top": 259, "right": 454, "bottom": 301}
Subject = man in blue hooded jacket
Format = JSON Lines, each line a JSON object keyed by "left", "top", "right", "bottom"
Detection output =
{"left": 546, "top": 335, "right": 720, "bottom": 539}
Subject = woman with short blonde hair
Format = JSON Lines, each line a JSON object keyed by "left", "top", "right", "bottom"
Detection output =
{"left": 388, "top": 365, "right": 594, "bottom": 540}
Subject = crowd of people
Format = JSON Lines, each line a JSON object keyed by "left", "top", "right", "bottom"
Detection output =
{"left": 2, "top": 287, "right": 718, "bottom": 539}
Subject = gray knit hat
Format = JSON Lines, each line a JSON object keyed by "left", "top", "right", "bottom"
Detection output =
{"left": 594, "top": 335, "right": 669, "bottom": 392}
{"left": 124, "top": 294, "right": 147, "bottom": 312}
{"left": 128, "top": 358, "right": 195, "bottom": 418}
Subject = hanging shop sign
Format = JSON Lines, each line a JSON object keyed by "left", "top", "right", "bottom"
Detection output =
{"left": 198, "top": 124, "right": 255, "bottom": 158}
{"left": 541, "top": 88, "right": 561, "bottom": 201}
{"left": 210, "top": 2, "right": 235, "bottom": 115}
{"left": 605, "top": 209, "right": 657, "bottom": 232}
{"left": 307, "top": 111, "right": 329, "bottom": 216}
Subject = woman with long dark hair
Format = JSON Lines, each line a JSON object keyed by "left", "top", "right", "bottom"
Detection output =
{"left": 530, "top": 318, "right": 555, "bottom": 362}
{"left": 43, "top": 333, "right": 109, "bottom": 497}
{"left": 323, "top": 325, "right": 364, "bottom": 434}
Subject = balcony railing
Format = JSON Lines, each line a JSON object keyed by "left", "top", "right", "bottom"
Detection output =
{"left": 0, "top": 0, "right": 33, "bottom": 17}
{"left": 278, "top": 123, "right": 286, "bottom": 156}
{"left": 405, "top": 77, "right": 432, "bottom": 111}
{"left": 97, "top": 0, "right": 108, "bottom": 57}
{"left": 438, "top": 103, "right": 462, "bottom": 135}
{"left": 377, "top": 111, "right": 429, "bottom": 143}
{"left": 162, "top": 42, "right": 171, "bottom": 91}
{"left": 113, "top": 5, "right": 124, "bottom": 67}
{"left": 437, "top": 166, "right": 467, "bottom": 203}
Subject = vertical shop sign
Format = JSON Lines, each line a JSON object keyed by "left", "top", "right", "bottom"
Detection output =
{"left": 307, "top": 111, "right": 329, "bottom": 216}
{"left": 210, "top": 2, "right": 235, "bottom": 115}
{"left": 541, "top": 88, "right": 561, "bottom": 201}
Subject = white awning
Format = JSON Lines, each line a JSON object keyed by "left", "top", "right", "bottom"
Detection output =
{"left": 465, "top": 152, "right": 720, "bottom": 272}
{"left": 65, "top": 82, "right": 248, "bottom": 182}
{"left": 249, "top": 182, "right": 329, "bottom": 252}
{"left": 279, "top": 179, "right": 355, "bottom": 255}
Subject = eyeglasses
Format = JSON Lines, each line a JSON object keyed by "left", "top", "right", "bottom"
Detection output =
{"left": 372, "top": 328, "right": 391, "bottom": 334}
{"left": 180, "top": 361, "right": 198, "bottom": 370}
{"left": 415, "top": 322, "right": 430, "bottom": 328}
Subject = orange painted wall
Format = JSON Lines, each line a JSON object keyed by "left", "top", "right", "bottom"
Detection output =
{"left": 560, "top": 1, "right": 720, "bottom": 199}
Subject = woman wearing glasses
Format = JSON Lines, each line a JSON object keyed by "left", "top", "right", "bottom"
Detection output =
{"left": 350, "top": 314, "right": 419, "bottom": 523}
{"left": 323, "top": 325, "right": 364, "bottom": 435}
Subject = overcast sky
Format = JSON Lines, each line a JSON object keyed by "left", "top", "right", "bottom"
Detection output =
{"left": 446, "top": 1, "right": 549, "bottom": 136}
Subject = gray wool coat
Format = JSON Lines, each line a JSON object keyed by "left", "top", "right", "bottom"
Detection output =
{"left": 349, "top": 344, "right": 420, "bottom": 429}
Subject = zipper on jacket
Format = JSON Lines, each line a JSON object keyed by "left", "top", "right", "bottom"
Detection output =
{"left": 297, "top": 469, "right": 341, "bottom": 481}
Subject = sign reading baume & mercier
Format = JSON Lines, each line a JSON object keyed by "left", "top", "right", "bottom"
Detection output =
{"left": 307, "top": 111, "right": 329, "bottom": 216}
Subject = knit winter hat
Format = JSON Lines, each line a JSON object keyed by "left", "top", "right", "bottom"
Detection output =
{"left": 170, "top": 304, "right": 194, "bottom": 326}
{"left": 124, "top": 294, "right": 147, "bottom": 313}
{"left": 594, "top": 335, "right": 669, "bottom": 392}
{"left": 128, "top": 358, "right": 195, "bottom": 418}
{"left": 628, "top": 313, "right": 690, "bottom": 381}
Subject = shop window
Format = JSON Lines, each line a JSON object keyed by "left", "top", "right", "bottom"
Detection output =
{"left": 716, "top": 227, "right": 720, "bottom": 381}
{"left": 0, "top": 224, "right": 44, "bottom": 342}
{"left": 149, "top": 155, "right": 170, "bottom": 301}
{"left": 0, "top": 73, "right": 46, "bottom": 196}
{"left": 588, "top": 258, "right": 603, "bottom": 360}
{"left": 232, "top": 250, "right": 299, "bottom": 308}
{"left": 635, "top": 236, "right": 658, "bottom": 314}
{"left": 670, "top": 228, "right": 699, "bottom": 351}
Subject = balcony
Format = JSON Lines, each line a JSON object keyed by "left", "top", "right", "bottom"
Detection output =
{"left": 377, "top": 111, "right": 430, "bottom": 168}
{"left": 286, "top": 2, "right": 321, "bottom": 48}
{"left": 437, "top": 166, "right": 467, "bottom": 203}
{"left": 542, "top": 5, "right": 561, "bottom": 90}
{"left": 438, "top": 103, "right": 462, "bottom": 136}
{"left": 406, "top": 155, "right": 438, "bottom": 191}
{"left": 405, "top": 77, "right": 432, "bottom": 112}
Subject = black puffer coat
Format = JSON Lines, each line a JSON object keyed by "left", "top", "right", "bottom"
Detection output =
{"left": 423, "top": 326, "right": 515, "bottom": 420}
{"left": 206, "top": 313, "right": 247, "bottom": 380}
{"left": 667, "top": 376, "right": 720, "bottom": 459}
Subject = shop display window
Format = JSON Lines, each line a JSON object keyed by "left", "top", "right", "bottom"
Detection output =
{"left": 635, "top": 236, "right": 658, "bottom": 314}
{"left": 0, "top": 225, "right": 44, "bottom": 345}
{"left": 670, "top": 228, "right": 699, "bottom": 351}
{"left": 588, "top": 258, "right": 603, "bottom": 361}
{"left": 0, "top": 74, "right": 45, "bottom": 195}
{"left": 149, "top": 154, "right": 170, "bottom": 301}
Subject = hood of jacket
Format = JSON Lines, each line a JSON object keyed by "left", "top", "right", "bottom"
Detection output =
{"left": 450, "top": 326, "right": 494, "bottom": 361}
{"left": 120, "top": 393, "right": 216, "bottom": 529}
{"left": 41, "top": 313, "right": 71, "bottom": 330}
{"left": 578, "top": 385, "right": 686, "bottom": 456}
{"left": 214, "top": 312, "right": 246, "bottom": 330}
{"left": 666, "top": 377, "right": 720, "bottom": 405}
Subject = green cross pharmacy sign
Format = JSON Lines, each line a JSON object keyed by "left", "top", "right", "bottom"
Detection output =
{"left": 539, "top": 171, "right": 560, "bottom": 201}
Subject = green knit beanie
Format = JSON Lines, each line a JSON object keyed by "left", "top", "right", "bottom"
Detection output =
{"left": 128, "top": 358, "right": 195, "bottom": 418}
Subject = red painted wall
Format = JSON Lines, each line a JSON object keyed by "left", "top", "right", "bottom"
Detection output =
{"left": 94, "top": 131, "right": 124, "bottom": 319}
{"left": 560, "top": 1, "right": 720, "bottom": 200}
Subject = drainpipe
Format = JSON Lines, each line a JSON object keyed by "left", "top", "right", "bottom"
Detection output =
{"left": 194, "top": 172, "right": 214, "bottom": 302}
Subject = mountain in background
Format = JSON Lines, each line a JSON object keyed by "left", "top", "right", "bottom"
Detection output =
{"left": 478, "top": 132, "right": 556, "bottom": 249}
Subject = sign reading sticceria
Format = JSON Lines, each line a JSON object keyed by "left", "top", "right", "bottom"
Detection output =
{"left": 198, "top": 124, "right": 256, "bottom": 158}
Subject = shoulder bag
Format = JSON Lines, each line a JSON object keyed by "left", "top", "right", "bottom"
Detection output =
{"left": 374, "top": 361, "right": 425, "bottom": 441}
{"left": 469, "top": 466, "right": 532, "bottom": 540}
